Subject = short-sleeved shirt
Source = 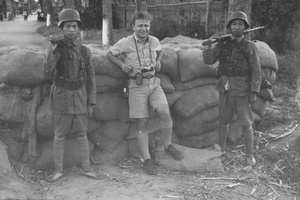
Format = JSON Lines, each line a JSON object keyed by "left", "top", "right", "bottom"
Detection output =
{"left": 109, "top": 34, "right": 162, "bottom": 77}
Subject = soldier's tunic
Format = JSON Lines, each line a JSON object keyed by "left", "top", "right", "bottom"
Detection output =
{"left": 47, "top": 39, "right": 96, "bottom": 135}
{"left": 203, "top": 37, "right": 261, "bottom": 126}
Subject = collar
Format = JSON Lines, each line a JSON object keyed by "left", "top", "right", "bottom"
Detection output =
{"left": 64, "top": 37, "right": 81, "bottom": 47}
{"left": 133, "top": 33, "right": 149, "bottom": 44}
{"left": 230, "top": 35, "right": 244, "bottom": 43}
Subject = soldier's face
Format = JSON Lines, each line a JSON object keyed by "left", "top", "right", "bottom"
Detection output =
{"left": 133, "top": 19, "right": 150, "bottom": 40}
{"left": 62, "top": 21, "right": 79, "bottom": 41}
{"left": 230, "top": 19, "right": 245, "bottom": 37}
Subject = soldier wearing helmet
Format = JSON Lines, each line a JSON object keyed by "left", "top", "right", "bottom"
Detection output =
{"left": 45, "top": 8, "right": 102, "bottom": 182}
{"left": 203, "top": 11, "right": 261, "bottom": 166}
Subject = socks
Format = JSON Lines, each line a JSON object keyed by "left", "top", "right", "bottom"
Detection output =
{"left": 243, "top": 125, "right": 254, "bottom": 157}
{"left": 77, "top": 135, "right": 91, "bottom": 172}
{"left": 218, "top": 124, "right": 229, "bottom": 152}
{"left": 137, "top": 130, "right": 151, "bottom": 160}
{"left": 54, "top": 137, "right": 65, "bottom": 173}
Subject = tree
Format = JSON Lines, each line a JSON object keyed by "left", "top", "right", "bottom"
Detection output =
{"left": 136, "top": 0, "right": 147, "bottom": 12}
{"left": 102, "top": 0, "right": 113, "bottom": 46}
{"left": 45, "top": 0, "right": 55, "bottom": 26}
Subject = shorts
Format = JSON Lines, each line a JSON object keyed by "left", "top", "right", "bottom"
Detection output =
{"left": 128, "top": 77, "right": 168, "bottom": 118}
{"left": 219, "top": 91, "right": 253, "bottom": 126}
{"left": 52, "top": 113, "right": 88, "bottom": 138}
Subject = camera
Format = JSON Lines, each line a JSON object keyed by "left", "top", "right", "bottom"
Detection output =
{"left": 141, "top": 67, "right": 154, "bottom": 73}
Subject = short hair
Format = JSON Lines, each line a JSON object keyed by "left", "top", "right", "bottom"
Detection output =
{"left": 131, "top": 11, "right": 153, "bottom": 25}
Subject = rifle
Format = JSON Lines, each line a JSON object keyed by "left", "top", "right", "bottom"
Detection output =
{"left": 202, "top": 26, "right": 265, "bottom": 46}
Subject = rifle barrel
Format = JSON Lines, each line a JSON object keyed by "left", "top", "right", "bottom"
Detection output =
{"left": 202, "top": 26, "right": 265, "bottom": 46}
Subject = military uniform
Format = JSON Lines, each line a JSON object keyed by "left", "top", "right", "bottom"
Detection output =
{"left": 46, "top": 39, "right": 96, "bottom": 173}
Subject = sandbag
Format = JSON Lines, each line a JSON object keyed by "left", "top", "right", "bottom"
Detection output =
{"left": 179, "top": 130, "right": 218, "bottom": 149}
{"left": 0, "top": 85, "right": 25, "bottom": 123}
{"left": 174, "top": 106, "right": 219, "bottom": 137}
{"left": 0, "top": 50, "right": 46, "bottom": 86}
{"left": 261, "top": 67, "right": 276, "bottom": 85}
{"left": 258, "top": 88, "right": 275, "bottom": 102}
{"left": 253, "top": 40, "right": 278, "bottom": 71}
{"left": 92, "top": 92, "right": 129, "bottom": 120}
{"left": 126, "top": 116, "right": 161, "bottom": 139}
{"left": 0, "top": 46, "right": 20, "bottom": 56}
{"left": 28, "top": 138, "right": 95, "bottom": 171}
{"left": 91, "top": 140, "right": 128, "bottom": 164}
{"left": 172, "top": 77, "right": 217, "bottom": 91}
{"left": 91, "top": 51, "right": 126, "bottom": 78}
{"left": 87, "top": 118, "right": 102, "bottom": 134}
{"left": 95, "top": 74, "right": 123, "bottom": 93}
{"left": 172, "top": 84, "right": 219, "bottom": 118}
{"left": 160, "top": 47, "right": 180, "bottom": 81}
{"left": 155, "top": 73, "right": 175, "bottom": 94}
{"left": 88, "top": 120, "right": 130, "bottom": 153}
{"left": 177, "top": 48, "right": 217, "bottom": 82}
{"left": 165, "top": 91, "right": 184, "bottom": 107}
{"left": 251, "top": 96, "right": 268, "bottom": 119}
{"left": 36, "top": 97, "right": 53, "bottom": 137}
{"left": 161, "top": 35, "right": 203, "bottom": 51}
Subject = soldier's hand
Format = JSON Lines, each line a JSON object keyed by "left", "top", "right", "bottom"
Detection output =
{"left": 121, "top": 63, "right": 132, "bottom": 74}
{"left": 49, "top": 34, "right": 64, "bottom": 44}
{"left": 249, "top": 92, "right": 257, "bottom": 104}
{"left": 88, "top": 105, "right": 93, "bottom": 117}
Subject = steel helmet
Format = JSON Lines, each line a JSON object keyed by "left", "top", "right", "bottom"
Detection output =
{"left": 58, "top": 8, "right": 82, "bottom": 27}
{"left": 227, "top": 11, "right": 250, "bottom": 29}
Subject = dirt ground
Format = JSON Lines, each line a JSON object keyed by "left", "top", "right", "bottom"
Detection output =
{"left": 0, "top": 14, "right": 300, "bottom": 200}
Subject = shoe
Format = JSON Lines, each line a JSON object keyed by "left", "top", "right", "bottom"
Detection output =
{"left": 165, "top": 144, "right": 183, "bottom": 161}
{"left": 46, "top": 171, "right": 63, "bottom": 182}
{"left": 143, "top": 159, "right": 157, "bottom": 175}
{"left": 247, "top": 156, "right": 256, "bottom": 166}
{"left": 81, "top": 169, "right": 105, "bottom": 180}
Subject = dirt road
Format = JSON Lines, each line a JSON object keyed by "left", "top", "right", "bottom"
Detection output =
{"left": 0, "top": 14, "right": 47, "bottom": 48}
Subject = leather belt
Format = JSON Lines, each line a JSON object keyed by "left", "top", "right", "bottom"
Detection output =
{"left": 129, "top": 74, "right": 154, "bottom": 79}
{"left": 55, "top": 77, "right": 84, "bottom": 91}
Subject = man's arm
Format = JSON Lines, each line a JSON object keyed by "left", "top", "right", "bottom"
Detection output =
{"left": 155, "top": 50, "right": 163, "bottom": 71}
{"left": 106, "top": 51, "right": 132, "bottom": 73}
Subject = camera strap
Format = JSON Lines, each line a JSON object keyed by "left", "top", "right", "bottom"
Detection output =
{"left": 133, "top": 36, "right": 153, "bottom": 68}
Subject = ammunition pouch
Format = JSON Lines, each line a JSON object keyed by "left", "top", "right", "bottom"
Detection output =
{"left": 219, "top": 66, "right": 249, "bottom": 77}
{"left": 55, "top": 77, "right": 85, "bottom": 91}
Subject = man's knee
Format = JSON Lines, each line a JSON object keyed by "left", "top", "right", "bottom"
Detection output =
{"left": 77, "top": 131, "right": 88, "bottom": 139}
{"left": 156, "top": 104, "right": 171, "bottom": 120}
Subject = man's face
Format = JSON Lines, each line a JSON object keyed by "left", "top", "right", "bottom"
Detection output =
{"left": 62, "top": 21, "right": 79, "bottom": 41}
{"left": 230, "top": 19, "right": 246, "bottom": 37}
{"left": 133, "top": 19, "right": 150, "bottom": 40}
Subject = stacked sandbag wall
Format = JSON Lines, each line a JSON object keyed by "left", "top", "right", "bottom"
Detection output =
{"left": 0, "top": 37, "right": 278, "bottom": 170}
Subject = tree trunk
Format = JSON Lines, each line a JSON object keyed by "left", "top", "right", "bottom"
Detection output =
{"left": 136, "top": 0, "right": 147, "bottom": 12}
{"left": 65, "top": 0, "right": 74, "bottom": 8}
{"left": 45, "top": 0, "right": 55, "bottom": 27}
{"left": 102, "top": 0, "right": 113, "bottom": 46}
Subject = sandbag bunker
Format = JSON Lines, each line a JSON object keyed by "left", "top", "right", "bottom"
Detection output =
{"left": 0, "top": 36, "right": 278, "bottom": 173}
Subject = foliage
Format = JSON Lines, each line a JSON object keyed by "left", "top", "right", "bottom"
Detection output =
{"left": 252, "top": 0, "right": 300, "bottom": 53}
{"left": 276, "top": 51, "right": 300, "bottom": 88}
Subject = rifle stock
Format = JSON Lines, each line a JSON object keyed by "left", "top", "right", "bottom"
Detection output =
{"left": 202, "top": 26, "right": 265, "bottom": 46}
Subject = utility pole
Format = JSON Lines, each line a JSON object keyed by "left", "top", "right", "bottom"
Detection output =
{"left": 102, "top": 0, "right": 113, "bottom": 46}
